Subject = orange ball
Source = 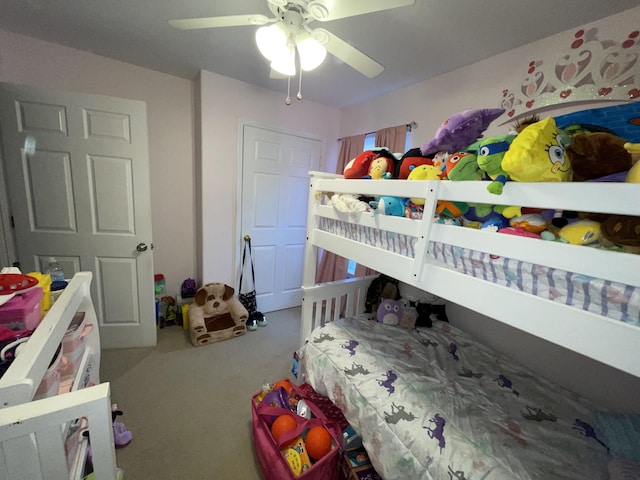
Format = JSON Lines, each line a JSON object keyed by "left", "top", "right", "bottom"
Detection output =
{"left": 274, "top": 378, "right": 293, "bottom": 394}
{"left": 271, "top": 415, "right": 297, "bottom": 443}
{"left": 305, "top": 426, "right": 332, "bottom": 460}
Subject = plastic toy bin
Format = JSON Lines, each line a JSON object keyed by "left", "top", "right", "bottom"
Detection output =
{"left": 0, "top": 287, "right": 44, "bottom": 330}
{"left": 27, "top": 272, "right": 52, "bottom": 317}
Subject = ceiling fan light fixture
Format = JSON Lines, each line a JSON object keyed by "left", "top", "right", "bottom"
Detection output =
{"left": 270, "top": 46, "right": 296, "bottom": 76}
{"left": 295, "top": 32, "right": 327, "bottom": 71}
{"left": 256, "top": 22, "right": 289, "bottom": 61}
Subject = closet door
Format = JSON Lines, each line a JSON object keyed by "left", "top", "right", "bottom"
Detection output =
{"left": 240, "top": 124, "right": 322, "bottom": 313}
{"left": 0, "top": 82, "right": 156, "bottom": 348}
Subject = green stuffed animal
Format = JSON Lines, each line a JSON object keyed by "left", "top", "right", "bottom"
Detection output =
{"left": 477, "top": 134, "right": 517, "bottom": 194}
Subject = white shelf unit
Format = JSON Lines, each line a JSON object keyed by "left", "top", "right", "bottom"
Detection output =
{"left": 0, "top": 272, "right": 117, "bottom": 480}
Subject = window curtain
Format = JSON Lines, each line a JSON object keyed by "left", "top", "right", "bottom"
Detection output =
{"left": 315, "top": 133, "right": 366, "bottom": 284}
{"left": 375, "top": 124, "right": 407, "bottom": 154}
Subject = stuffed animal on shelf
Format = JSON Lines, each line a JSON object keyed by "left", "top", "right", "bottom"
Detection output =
{"left": 367, "top": 151, "right": 395, "bottom": 179}
{"left": 330, "top": 193, "right": 370, "bottom": 214}
{"left": 369, "top": 196, "right": 408, "bottom": 216}
{"left": 407, "top": 163, "right": 469, "bottom": 218}
{"left": 599, "top": 215, "right": 640, "bottom": 254}
{"left": 445, "top": 151, "right": 483, "bottom": 181}
{"left": 509, "top": 213, "right": 547, "bottom": 234}
{"left": 406, "top": 164, "right": 444, "bottom": 205}
{"left": 566, "top": 132, "right": 633, "bottom": 182}
{"left": 558, "top": 219, "right": 601, "bottom": 246}
{"left": 624, "top": 142, "right": 640, "bottom": 183}
{"left": 188, "top": 282, "right": 248, "bottom": 346}
{"left": 477, "top": 134, "right": 516, "bottom": 194}
{"left": 343, "top": 149, "right": 397, "bottom": 179}
{"left": 396, "top": 147, "right": 434, "bottom": 179}
{"left": 420, "top": 108, "right": 504, "bottom": 156}
{"left": 343, "top": 150, "right": 378, "bottom": 179}
{"left": 501, "top": 116, "right": 573, "bottom": 186}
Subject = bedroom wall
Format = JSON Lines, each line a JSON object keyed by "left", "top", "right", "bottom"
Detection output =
{"left": 197, "top": 70, "right": 340, "bottom": 285}
{"left": 0, "top": 29, "right": 195, "bottom": 298}
{"left": 336, "top": 6, "right": 640, "bottom": 411}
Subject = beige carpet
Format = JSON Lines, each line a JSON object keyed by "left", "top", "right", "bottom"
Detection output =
{"left": 100, "top": 307, "right": 301, "bottom": 480}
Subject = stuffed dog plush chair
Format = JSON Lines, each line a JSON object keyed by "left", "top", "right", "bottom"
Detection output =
{"left": 188, "top": 282, "right": 248, "bottom": 346}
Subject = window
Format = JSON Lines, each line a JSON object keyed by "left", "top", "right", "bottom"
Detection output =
{"left": 347, "top": 129, "right": 412, "bottom": 277}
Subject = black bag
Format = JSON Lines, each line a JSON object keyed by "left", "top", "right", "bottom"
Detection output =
{"left": 239, "top": 236, "right": 258, "bottom": 315}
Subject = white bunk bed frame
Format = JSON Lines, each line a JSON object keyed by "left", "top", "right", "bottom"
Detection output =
{"left": 0, "top": 272, "right": 117, "bottom": 480}
{"left": 301, "top": 172, "right": 640, "bottom": 379}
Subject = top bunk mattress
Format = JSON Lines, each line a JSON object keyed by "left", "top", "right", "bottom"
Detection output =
{"left": 318, "top": 217, "right": 640, "bottom": 326}
{"left": 301, "top": 317, "right": 611, "bottom": 480}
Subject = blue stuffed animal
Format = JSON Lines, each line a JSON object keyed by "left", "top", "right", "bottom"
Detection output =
{"left": 369, "top": 196, "right": 407, "bottom": 217}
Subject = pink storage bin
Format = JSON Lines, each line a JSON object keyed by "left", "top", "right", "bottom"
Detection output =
{"left": 59, "top": 312, "right": 91, "bottom": 379}
{"left": 0, "top": 287, "right": 43, "bottom": 331}
{"left": 34, "top": 345, "right": 68, "bottom": 400}
{"left": 62, "top": 312, "right": 90, "bottom": 355}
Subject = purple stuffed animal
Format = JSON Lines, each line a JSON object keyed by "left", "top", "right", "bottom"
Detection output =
{"left": 377, "top": 298, "right": 402, "bottom": 326}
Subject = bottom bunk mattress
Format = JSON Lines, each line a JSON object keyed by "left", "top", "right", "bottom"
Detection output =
{"left": 300, "top": 317, "right": 611, "bottom": 480}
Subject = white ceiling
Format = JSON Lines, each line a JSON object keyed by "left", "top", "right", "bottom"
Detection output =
{"left": 1, "top": 0, "right": 637, "bottom": 108}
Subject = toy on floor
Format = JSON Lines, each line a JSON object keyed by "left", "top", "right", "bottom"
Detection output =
{"left": 188, "top": 282, "right": 248, "bottom": 346}
{"left": 305, "top": 426, "right": 332, "bottom": 460}
{"left": 158, "top": 295, "right": 177, "bottom": 328}
{"left": 271, "top": 414, "right": 297, "bottom": 443}
{"left": 180, "top": 278, "right": 197, "bottom": 298}
{"left": 111, "top": 404, "right": 132, "bottom": 448}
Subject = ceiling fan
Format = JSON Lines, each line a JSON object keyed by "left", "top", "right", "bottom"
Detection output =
{"left": 169, "top": 0, "right": 415, "bottom": 79}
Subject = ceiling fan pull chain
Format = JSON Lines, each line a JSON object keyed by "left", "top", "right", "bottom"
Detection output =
{"left": 297, "top": 68, "right": 303, "bottom": 100}
{"left": 285, "top": 75, "right": 292, "bottom": 105}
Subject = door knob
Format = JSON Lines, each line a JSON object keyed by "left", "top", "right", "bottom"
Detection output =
{"left": 136, "top": 243, "right": 148, "bottom": 252}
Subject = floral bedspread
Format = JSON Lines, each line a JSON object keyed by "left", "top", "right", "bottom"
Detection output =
{"left": 301, "top": 317, "right": 610, "bottom": 480}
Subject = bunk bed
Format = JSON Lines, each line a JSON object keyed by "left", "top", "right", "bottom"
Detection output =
{"left": 0, "top": 272, "right": 117, "bottom": 480}
{"left": 299, "top": 177, "right": 640, "bottom": 479}
{"left": 298, "top": 105, "right": 640, "bottom": 477}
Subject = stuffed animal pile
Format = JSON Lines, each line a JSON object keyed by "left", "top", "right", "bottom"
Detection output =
{"left": 364, "top": 274, "right": 449, "bottom": 329}
{"left": 330, "top": 107, "right": 640, "bottom": 254}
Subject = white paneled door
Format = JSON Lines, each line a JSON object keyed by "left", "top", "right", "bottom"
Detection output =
{"left": 241, "top": 124, "right": 322, "bottom": 313}
{"left": 0, "top": 82, "right": 156, "bottom": 348}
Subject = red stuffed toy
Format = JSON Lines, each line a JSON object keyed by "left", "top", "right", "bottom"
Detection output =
{"left": 368, "top": 151, "right": 396, "bottom": 179}
{"left": 344, "top": 150, "right": 396, "bottom": 179}
{"left": 397, "top": 147, "right": 433, "bottom": 179}
{"left": 344, "top": 150, "right": 377, "bottom": 179}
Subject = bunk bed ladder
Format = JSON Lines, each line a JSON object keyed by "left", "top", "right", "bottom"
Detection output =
{"left": 410, "top": 180, "right": 440, "bottom": 285}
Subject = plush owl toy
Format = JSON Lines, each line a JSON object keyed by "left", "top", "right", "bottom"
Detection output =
{"left": 377, "top": 298, "right": 402, "bottom": 326}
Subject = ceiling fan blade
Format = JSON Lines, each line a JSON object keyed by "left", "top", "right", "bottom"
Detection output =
{"left": 308, "top": 0, "right": 414, "bottom": 22}
{"left": 168, "top": 14, "right": 270, "bottom": 30}
{"left": 314, "top": 29, "right": 384, "bottom": 78}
